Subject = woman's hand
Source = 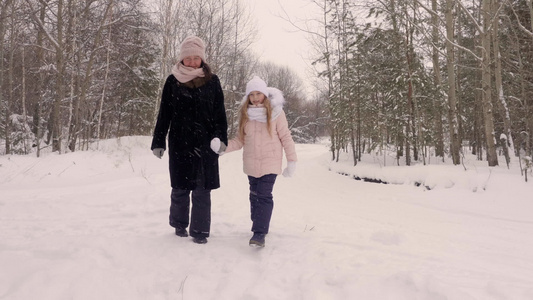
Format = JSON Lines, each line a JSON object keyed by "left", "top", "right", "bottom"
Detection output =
{"left": 153, "top": 148, "right": 164, "bottom": 159}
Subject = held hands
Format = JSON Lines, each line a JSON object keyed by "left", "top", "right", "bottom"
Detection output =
{"left": 210, "top": 138, "right": 226, "bottom": 155}
{"left": 153, "top": 148, "right": 164, "bottom": 159}
{"left": 155, "top": 138, "right": 225, "bottom": 159}
{"left": 282, "top": 161, "right": 296, "bottom": 177}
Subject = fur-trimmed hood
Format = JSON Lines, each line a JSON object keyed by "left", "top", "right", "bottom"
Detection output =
{"left": 264, "top": 87, "right": 285, "bottom": 108}
{"left": 240, "top": 87, "right": 285, "bottom": 108}
{"left": 242, "top": 87, "right": 285, "bottom": 122}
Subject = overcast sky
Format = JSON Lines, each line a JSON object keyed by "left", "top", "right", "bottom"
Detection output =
{"left": 246, "top": 0, "right": 318, "bottom": 95}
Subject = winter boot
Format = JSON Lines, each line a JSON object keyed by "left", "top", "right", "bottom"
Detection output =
{"left": 193, "top": 237, "right": 208, "bottom": 244}
{"left": 175, "top": 228, "right": 188, "bottom": 237}
{"left": 249, "top": 233, "right": 266, "bottom": 247}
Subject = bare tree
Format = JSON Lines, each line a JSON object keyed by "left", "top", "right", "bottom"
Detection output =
{"left": 431, "top": 0, "right": 445, "bottom": 159}
{"left": 492, "top": 0, "right": 514, "bottom": 167}
{"left": 480, "top": 0, "right": 499, "bottom": 166}
{"left": 444, "top": 0, "right": 462, "bottom": 165}
{"left": 1, "top": 0, "right": 14, "bottom": 154}
{"left": 151, "top": 0, "right": 186, "bottom": 123}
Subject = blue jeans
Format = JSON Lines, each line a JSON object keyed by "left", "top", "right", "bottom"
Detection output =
{"left": 170, "top": 188, "right": 211, "bottom": 238}
{"left": 248, "top": 174, "right": 277, "bottom": 234}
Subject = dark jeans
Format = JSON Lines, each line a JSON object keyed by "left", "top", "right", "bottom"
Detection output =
{"left": 248, "top": 174, "right": 277, "bottom": 234}
{"left": 169, "top": 188, "right": 211, "bottom": 238}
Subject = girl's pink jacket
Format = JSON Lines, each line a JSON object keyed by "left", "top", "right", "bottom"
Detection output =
{"left": 226, "top": 89, "right": 297, "bottom": 178}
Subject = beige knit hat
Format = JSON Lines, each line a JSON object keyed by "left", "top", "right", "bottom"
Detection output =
{"left": 178, "top": 36, "right": 206, "bottom": 62}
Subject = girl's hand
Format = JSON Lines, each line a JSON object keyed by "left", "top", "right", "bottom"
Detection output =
{"left": 282, "top": 161, "right": 296, "bottom": 177}
{"left": 210, "top": 138, "right": 226, "bottom": 155}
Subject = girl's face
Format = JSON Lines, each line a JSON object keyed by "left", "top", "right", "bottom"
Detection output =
{"left": 249, "top": 91, "right": 266, "bottom": 106}
{"left": 182, "top": 56, "right": 202, "bottom": 69}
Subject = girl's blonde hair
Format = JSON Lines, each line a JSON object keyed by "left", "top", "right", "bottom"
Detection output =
{"left": 238, "top": 95, "right": 273, "bottom": 139}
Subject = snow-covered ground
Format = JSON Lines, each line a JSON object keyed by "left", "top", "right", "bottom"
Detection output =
{"left": 1, "top": 136, "right": 532, "bottom": 299}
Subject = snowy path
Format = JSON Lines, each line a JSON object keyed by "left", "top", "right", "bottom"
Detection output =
{"left": 1, "top": 137, "right": 532, "bottom": 299}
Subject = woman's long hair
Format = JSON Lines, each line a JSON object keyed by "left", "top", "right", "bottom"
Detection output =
{"left": 202, "top": 61, "right": 213, "bottom": 81}
{"left": 238, "top": 95, "right": 273, "bottom": 140}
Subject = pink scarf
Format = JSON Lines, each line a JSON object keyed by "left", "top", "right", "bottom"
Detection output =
{"left": 171, "top": 63, "right": 205, "bottom": 83}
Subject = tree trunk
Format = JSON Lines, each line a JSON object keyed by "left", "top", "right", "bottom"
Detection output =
{"left": 475, "top": 85, "right": 484, "bottom": 160}
{"left": 0, "top": 0, "right": 13, "bottom": 154}
{"left": 529, "top": 0, "right": 533, "bottom": 32}
{"left": 445, "top": 0, "right": 461, "bottom": 165}
{"left": 22, "top": 47, "right": 29, "bottom": 154}
{"left": 406, "top": 2, "right": 420, "bottom": 163}
{"left": 67, "top": 0, "right": 80, "bottom": 152}
{"left": 96, "top": 3, "right": 113, "bottom": 149}
{"left": 481, "top": 0, "right": 499, "bottom": 166}
{"left": 517, "top": 42, "right": 531, "bottom": 157}
{"left": 405, "top": 22, "right": 414, "bottom": 166}
{"left": 430, "top": 0, "right": 444, "bottom": 158}
{"left": 52, "top": 0, "right": 65, "bottom": 153}
{"left": 350, "top": 125, "right": 357, "bottom": 166}
{"left": 35, "top": 3, "right": 46, "bottom": 157}
{"left": 491, "top": 0, "right": 514, "bottom": 166}
{"left": 7, "top": 0, "right": 16, "bottom": 154}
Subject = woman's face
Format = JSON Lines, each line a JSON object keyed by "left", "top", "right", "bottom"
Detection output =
{"left": 182, "top": 56, "right": 202, "bottom": 69}
{"left": 249, "top": 91, "right": 266, "bottom": 106}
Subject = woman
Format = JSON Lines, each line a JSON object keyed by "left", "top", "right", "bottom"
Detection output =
{"left": 151, "top": 36, "right": 228, "bottom": 244}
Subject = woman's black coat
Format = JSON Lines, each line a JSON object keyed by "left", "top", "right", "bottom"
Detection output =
{"left": 151, "top": 74, "right": 228, "bottom": 190}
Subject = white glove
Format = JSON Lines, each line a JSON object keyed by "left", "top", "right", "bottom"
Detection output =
{"left": 153, "top": 148, "right": 164, "bottom": 159}
{"left": 282, "top": 161, "right": 296, "bottom": 177}
{"left": 210, "top": 138, "right": 226, "bottom": 155}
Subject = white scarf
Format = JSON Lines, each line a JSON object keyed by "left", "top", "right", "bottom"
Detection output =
{"left": 172, "top": 63, "right": 205, "bottom": 83}
{"left": 247, "top": 105, "right": 283, "bottom": 123}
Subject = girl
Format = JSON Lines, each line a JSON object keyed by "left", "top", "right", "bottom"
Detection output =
{"left": 211, "top": 76, "right": 297, "bottom": 247}
{"left": 151, "top": 36, "right": 228, "bottom": 245}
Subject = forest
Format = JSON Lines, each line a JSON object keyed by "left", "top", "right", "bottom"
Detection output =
{"left": 1, "top": 0, "right": 532, "bottom": 171}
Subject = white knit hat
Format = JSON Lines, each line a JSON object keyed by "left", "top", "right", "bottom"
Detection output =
{"left": 178, "top": 36, "right": 206, "bottom": 62}
{"left": 245, "top": 76, "right": 269, "bottom": 99}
